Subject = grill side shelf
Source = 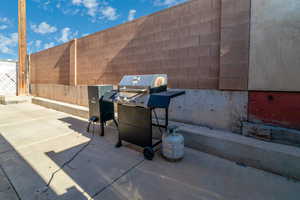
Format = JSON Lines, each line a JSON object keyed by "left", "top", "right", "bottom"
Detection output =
{"left": 148, "top": 90, "right": 185, "bottom": 108}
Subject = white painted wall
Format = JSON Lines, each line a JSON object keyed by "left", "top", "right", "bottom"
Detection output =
{"left": 249, "top": 0, "right": 300, "bottom": 91}
{"left": 0, "top": 61, "right": 17, "bottom": 95}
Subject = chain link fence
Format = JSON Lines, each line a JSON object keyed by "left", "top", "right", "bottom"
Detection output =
{"left": 0, "top": 61, "right": 17, "bottom": 95}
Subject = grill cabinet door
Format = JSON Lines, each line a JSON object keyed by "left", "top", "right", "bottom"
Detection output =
{"left": 118, "top": 104, "right": 152, "bottom": 147}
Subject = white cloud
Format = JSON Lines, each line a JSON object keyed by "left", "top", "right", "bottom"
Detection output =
{"left": 0, "top": 17, "right": 11, "bottom": 30}
{"left": 56, "top": 3, "right": 61, "bottom": 8}
{"left": 57, "top": 27, "right": 78, "bottom": 43}
{"left": 31, "top": 22, "right": 57, "bottom": 34}
{"left": 0, "top": 25, "right": 8, "bottom": 30}
{"left": 44, "top": 0, "right": 51, "bottom": 7}
{"left": 0, "top": 33, "right": 18, "bottom": 55}
{"left": 44, "top": 42, "right": 55, "bottom": 49}
{"left": 84, "top": 0, "right": 99, "bottom": 16}
{"left": 72, "top": 0, "right": 82, "bottom": 5}
{"left": 72, "top": 0, "right": 99, "bottom": 17}
{"left": 71, "top": 0, "right": 119, "bottom": 21}
{"left": 35, "top": 40, "right": 42, "bottom": 48}
{"left": 154, "top": 0, "right": 187, "bottom": 7}
{"left": 32, "top": 0, "right": 53, "bottom": 11}
{"left": 0, "top": 17, "right": 9, "bottom": 23}
{"left": 58, "top": 27, "right": 71, "bottom": 43}
{"left": 28, "top": 40, "right": 43, "bottom": 53}
{"left": 101, "top": 6, "right": 118, "bottom": 21}
{"left": 27, "top": 41, "right": 34, "bottom": 54}
{"left": 128, "top": 9, "right": 136, "bottom": 21}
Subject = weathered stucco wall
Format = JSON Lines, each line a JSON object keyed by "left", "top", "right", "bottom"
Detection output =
{"left": 249, "top": 0, "right": 300, "bottom": 91}
{"left": 162, "top": 89, "right": 248, "bottom": 133}
{"left": 31, "top": 83, "right": 248, "bottom": 133}
{"left": 30, "top": 84, "right": 88, "bottom": 106}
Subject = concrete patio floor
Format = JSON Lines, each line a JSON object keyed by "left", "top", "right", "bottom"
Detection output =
{"left": 0, "top": 103, "right": 300, "bottom": 200}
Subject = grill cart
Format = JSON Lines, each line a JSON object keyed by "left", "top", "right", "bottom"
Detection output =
{"left": 107, "top": 74, "right": 185, "bottom": 160}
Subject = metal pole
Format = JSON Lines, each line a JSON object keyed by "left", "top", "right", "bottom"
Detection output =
{"left": 17, "top": 0, "right": 27, "bottom": 96}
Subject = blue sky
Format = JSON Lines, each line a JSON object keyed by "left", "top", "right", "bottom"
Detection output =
{"left": 0, "top": 0, "right": 187, "bottom": 60}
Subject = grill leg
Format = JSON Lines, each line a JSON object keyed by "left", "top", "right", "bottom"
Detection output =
{"left": 87, "top": 116, "right": 98, "bottom": 132}
{"left": 143, "top": 147, "right": 154, "bottom": 160}
{"left": 115, "top": 140, "right": 122, "bottom": 148}
{"left": 165, "top": 108, "right": 168, "bottom": 130}
{"left": 86, "top": 121, "right": 91, "bottom": 132}
{"left": 113, "top": 117, "right": 122, "bottom": 147}
{"left": 113, "top": 118, "right": 118, "bottom": 128}
{"left": 100, "top": 123, "right": 105, "bottom": 137}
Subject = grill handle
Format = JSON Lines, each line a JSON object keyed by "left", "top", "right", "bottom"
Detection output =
{"left": 119, "top": 88, "right": 148, "bottom": 93}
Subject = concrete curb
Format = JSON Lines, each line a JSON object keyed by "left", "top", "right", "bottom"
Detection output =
{"left": 32, "top": 97, "right": 89, "bottom": 119}
{"left": 31, "top": 97, "right": 300, "bottom": 180}
{"left": 0, "top": 95, "right": 32, "bottom": 105}
{"left": 174, "top": 122, "right": 300, "bottom": 180}
{"left": 242, "top": 122, "right": 300, "bottom": 147}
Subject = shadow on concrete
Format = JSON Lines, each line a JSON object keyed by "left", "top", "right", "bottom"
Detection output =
{"left": 59, "top": 117, "right": 92, "bottom": 136}
{"left": 43, "top": 116, "right": 142, "bottom": 199}
{"left": 0, "top": 133, "right": 88, "bottom": 200}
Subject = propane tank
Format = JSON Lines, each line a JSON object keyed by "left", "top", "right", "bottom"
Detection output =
{"left": 162, "top": 125, "right": 184, "bottom": 162}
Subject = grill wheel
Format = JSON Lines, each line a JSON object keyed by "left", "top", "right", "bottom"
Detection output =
{"left": 143, "top": 146, "right": 154, "bottom": 160}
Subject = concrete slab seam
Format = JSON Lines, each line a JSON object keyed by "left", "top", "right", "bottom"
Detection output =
{"left": 91, "top": 159, "right": 145, "bottom": 199}
{"left": 0, "top": 164, "right": 21, "bottom": 200}
{"left": 15, "top": 131, "right": 78, "bottom": 151}
{"left": 39, "top": 130, "right": 98, "bottom": 196}
{"left": 0, "top": 115, "right": 64, "bottom": 128}
{"left": 0, "top": 149, "right": 13, "bottom": 155}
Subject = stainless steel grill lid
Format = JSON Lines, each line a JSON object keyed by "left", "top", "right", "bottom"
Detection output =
{"left": 119, "top": 74, "right": 167, "bottom": 90}
{"left": 114, "top": 74, "right": 168, "bottom": 108}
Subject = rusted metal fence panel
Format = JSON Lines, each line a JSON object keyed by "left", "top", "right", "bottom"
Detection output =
{"left": 249, "top": 92, "right": 300, "bottom": 130}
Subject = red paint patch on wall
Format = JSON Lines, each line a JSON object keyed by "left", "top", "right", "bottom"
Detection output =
{"left": 249, "top": 92, "right": 300, "bottom": 130}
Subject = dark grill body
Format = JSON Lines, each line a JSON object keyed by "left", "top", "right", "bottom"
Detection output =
{"left": 109, "top": 74, "right": 185, "bottom": 160}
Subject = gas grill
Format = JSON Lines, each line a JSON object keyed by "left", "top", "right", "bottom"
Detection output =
{"left": 107, "top": 74, "right": 185, "bottom": 160}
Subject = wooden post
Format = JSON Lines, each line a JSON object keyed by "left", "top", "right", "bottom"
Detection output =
{"left": 18, "top": 0, "right": 28, "bottom": 96}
